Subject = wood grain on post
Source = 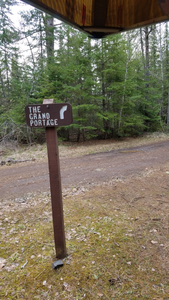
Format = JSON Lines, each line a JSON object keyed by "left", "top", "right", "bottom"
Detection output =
{"left": 44, "top": 99, "right": 67, "bottom": 259}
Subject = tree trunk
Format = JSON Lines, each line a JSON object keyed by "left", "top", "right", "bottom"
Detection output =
{"left": 43, "top": 14, "right": 54, "bottom": 61}
{"left": 101, "top": 39, "right": 106, "bottom": 137}
{"left": 151, "top": 25, "right": 157, "bottom": 71}
{"left": 140, "top": 28, "right": 145, "bottom": 69}
{"left": 159, "top": 24, "right": 164, "bottom": 117}
{"left": 145, "top": 27, "right": 150, "bottom": 92}
{"left": 118, "top": 34, "right": 130, "bottom": 131}
{"left": 167, "top": 88, "right": 169, "bottom": 127}
{"left": 0, "top": 70, "right": 6, "bottom": 99}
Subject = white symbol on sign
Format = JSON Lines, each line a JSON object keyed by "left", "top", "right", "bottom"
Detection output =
{"left": 60, "top": 105, "right": 68, "bottom": 119}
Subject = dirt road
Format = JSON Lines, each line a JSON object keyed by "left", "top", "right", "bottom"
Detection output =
{"left": 0, "top": 140, "right": 169, "bottom": 200}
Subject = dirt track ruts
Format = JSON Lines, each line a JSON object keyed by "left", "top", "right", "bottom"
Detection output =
{"left": 0, "top": 140, "right": 169, "bottom": 200}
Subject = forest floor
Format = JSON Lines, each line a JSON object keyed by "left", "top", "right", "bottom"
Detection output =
{"left": 0, "top": 133, "right": 169, "bottom": 299}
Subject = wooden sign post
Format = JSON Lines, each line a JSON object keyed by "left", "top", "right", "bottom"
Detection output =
{"left": 45, "top": 125, "right": 66, "bottom": 258}
{"left": 25, "top": 99, "right": 73, "bottom": 259}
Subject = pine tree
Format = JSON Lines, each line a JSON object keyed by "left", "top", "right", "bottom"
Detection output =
{"left": 0, "top": 0, "right": 18, "bottom": 111}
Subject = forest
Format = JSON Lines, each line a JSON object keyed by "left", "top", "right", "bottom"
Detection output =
{"left": 1, "top": 0, "right": 169, "bottom": 143}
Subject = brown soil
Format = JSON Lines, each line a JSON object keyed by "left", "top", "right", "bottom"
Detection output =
{"left": 0, "top": 139, "right": 169, "bottom": 201}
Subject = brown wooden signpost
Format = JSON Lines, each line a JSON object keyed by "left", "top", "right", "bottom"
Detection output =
{"left": 25, "top": 99, "right": 73, "bottom": 259}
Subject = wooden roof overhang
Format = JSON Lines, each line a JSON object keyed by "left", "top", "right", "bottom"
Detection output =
{"left": 21, "top": 0, "right": 169, "bottom": 38}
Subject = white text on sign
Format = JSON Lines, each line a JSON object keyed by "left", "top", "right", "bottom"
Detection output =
{"left": 28, "top": 106, "right": 58, "bottom": 127}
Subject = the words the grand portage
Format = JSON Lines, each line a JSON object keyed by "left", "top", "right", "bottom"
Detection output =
{"left": 28, "top": 106, "right": 58, "bottom": 127}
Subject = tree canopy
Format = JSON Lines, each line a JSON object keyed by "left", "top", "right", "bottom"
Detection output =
{"left": 0, "top": 1, "right": 169, "bottom": 143}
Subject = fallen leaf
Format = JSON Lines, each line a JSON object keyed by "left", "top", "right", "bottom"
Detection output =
{"left": 0, "top": 258, "right": 6, "bottom": 270}
{"left": 151, "top": 240, "right": 158, "bottom": 244}
{"left": 109, "top": 278, "right": 116, "bottom": 285}
{"left": 5, "top": 263, "right": 18, "bottom": 272}
{"left": 150, "top": 229, "right": 157, "bottom": 233}
{"left": 63, "top": 282, "right": 72, "bottom": 292}
{"left": 97, "top": 293, "right": 103, "bottom": 297}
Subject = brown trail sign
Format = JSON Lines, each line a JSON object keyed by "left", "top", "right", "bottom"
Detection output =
{"left": 25, "top": 99, "right": 73, "bottom": 259}
{"left": 25, "top": 102, "right": 73, "bottom": 128}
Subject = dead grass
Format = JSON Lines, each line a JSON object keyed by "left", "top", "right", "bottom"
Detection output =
{"left": 0, "top": 163, "right": 169, "bottom": 299}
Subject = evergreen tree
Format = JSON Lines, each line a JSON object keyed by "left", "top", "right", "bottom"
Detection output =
{"left": 0, "top": 0, "right": 18, "bottom": 111}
